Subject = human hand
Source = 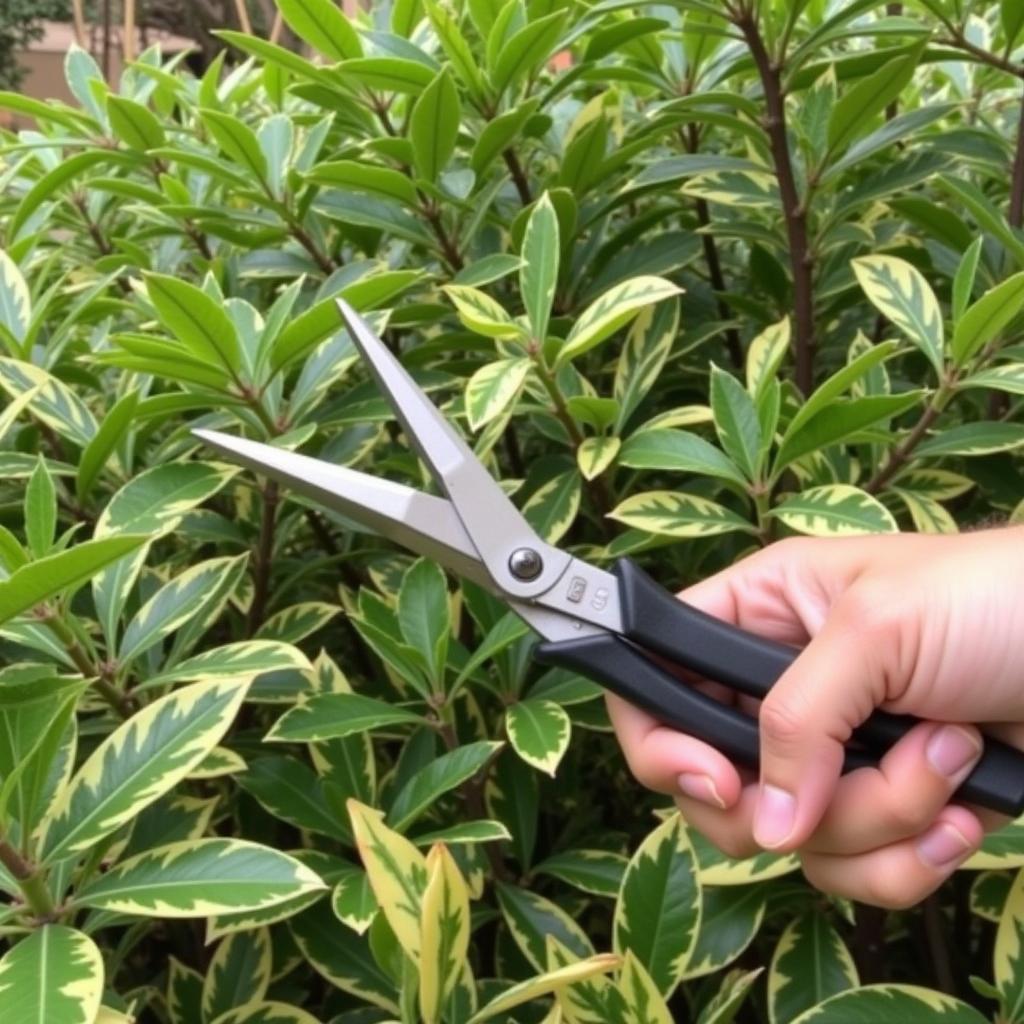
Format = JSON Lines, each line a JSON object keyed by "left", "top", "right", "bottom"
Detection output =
{"left": 607, "top": 528, "right": 1024, "bottom": 908}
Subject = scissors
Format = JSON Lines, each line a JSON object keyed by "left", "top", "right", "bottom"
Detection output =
{"left": 195, "top": 299, "right": 1024, "bottom": 816}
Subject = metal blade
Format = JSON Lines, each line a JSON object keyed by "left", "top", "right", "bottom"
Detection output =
{"left": 192, "top": 429, "right": 491, "bottom": 588}
{"left": 336, "top": 298, "right": 572, "bottom": 601}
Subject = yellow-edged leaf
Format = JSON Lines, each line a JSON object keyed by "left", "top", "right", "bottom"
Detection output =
{"left": 419, "top": 844, "right": 471, "bottom": 1024}
{"left": 443, "top": 285, "right": 525, "bottom": 339}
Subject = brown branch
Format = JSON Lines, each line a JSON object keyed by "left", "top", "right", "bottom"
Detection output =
{"left": 922, "top": 895, "right": 955, "bottom": 994}
{"left": 288, "top": 221, "right": 337, "bottom": 276}
{"left": 503, "top": 149, "right": 533, "bottom": 205}
{"left": 937, "top": 32, "right": 1024, "bottom": 79}
{"left": 247, "top": 481, "right": 280, "bottom": 635}
{"left": 683, "top": 125, "right": 743, "bottom": 369}
{"left": 734, "top": 11, "right": 815, "bottom": 394}
{"left": 865, "top": 389, "right": 950, "bottom": 494}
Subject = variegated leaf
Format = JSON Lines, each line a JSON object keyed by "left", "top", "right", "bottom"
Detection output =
{"left": 42, "top": 678, "right": 250, "bottom": 863}
{"left": 255, "top": 602, "right": 339, "bottom": 644}
{"left": 711, "top": 365, "right": 761, "bottom": 481}
{"left": 348, "top": 799, "right": 430, "bottom": 961}
{"left": 506, "top": 700, "right": 571, "bottom": 776}
{"left": 120, "top": 554, "right": 248, "bottom": 663}
{"left": 746, "top": 318, "right": 790, "bottom": 399}
{"left": 412, "top": 820, "right": 511, "bottom": 846}
{"left": 0, "top": 249, "right": 31, "bottom": 344}
{"left": 497, "top": 881, "right": 594, "bottom": 972}
{"left": 619, "top": 949, "right": 673, "bottom": 1024}
{"left": 535, "top": 849, "right": 627, "bottom": 898}
{"left": 852, "top": 256, "right": 944, "bottom": 373}
{"left": 74, "top": 838, "right": 326, "bottom": 916}
{"left": 614, "top": 813, "right": 701, "bottom": 995}
{"left": 209, "top": 1003, "right": 322, "bottom": 1024}
{"left": 970, "top": 870, "right": 1012, "bottom": 922}
{"left": 521, "top": 191, "right": 560, "bottom": 345}
{"left": 0, "top": 358, "right": 97, "bottom": 445}
{"left": 523, "top": 471, "right": 581, "bottom": 545}
{"left": 767, "top": 485, "right": 897, "bottom": 537}
{"left": 147, "top": 641, "right": 311, "bottom": 687}
{"left": 419, "top": 844, "right": 471, "bottom": 1024}
{"left": 202, "top": 928, "right": 272, "bottom": 1022}
{"left": 190, "top": 746, "right": 247, "bottom": 780}
{"left": 469, "top": 956, "right": 621, "bottom": 1024}
{"left": 892, "top": 489, "right": 957, "bottom": 534}
{"left": 959, "top": 363, "right": 1024, "bottom": 395}
{"left": 769, "top": 914, "right": 857, "bottom": 1024}
{"left": 268, "top": 692, "right": 425, "bottom": 742}
{"left": 789, "top": 985, "right": 986, "bottom": 1023}
{"left": 952, "top": 272, "right": 1024, "bottom": 365}
{"left": 332, "top": 866, "right": 379, "bottom": 934}
{"left": 697, "top": 968, "right": 763, "bottom": 1024}
{"left": 614, "top": 299, "right": 679, "bottom": 433}
{"left": 289, "top": 899, "right": 398, "bottom": 1013}
{"left": 443, "top": 285, "right": 525, "bottom": 339}
{"left": 996, "top": 867, "right": 1024, "bottom": 1020}
{"left": 466, "top": 358, "right": 532, "bottom": 431}
{"left": 686, "top": 885, "right": 767, "bottom": 980}
{"left": 681, "top": 170, "right": 779, "bottom": 207}
{"left": 0, "top": 926, "right": 103, "bottom": 1024}
{"left": 546, "top": 934, "right": 616, "bottom": 1024}
{"left": 577, "top": 436, "right": 620, "bottom": 480}
{"left": 559, "top": 276, "right": 682, "bottom": 365}
{"left": 608, "top": 491, "right": 754, "bottom": 538}
{"left": 206, "top": 889, "right": 324, "bottom": 942}
{"left": 916, "top": 422, "right": 1024, "bottom": 457}
{"left": 618, "top": 429, "right": 745, "bottom": 486}
{"left": 167, "top": 957, "right": 203, "bottom": 1024}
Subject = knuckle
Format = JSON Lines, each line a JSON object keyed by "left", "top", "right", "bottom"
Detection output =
{"left": 835, "top": 581, "right": 899, "bottom": 641}
{"left": 886, "top": 800, "right": 934, "bottom": 835}
{"left": 759, "top": 695, "right": 808, "bottom": 749}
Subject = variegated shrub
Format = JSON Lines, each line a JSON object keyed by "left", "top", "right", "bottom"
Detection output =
{"left": 1, "top": 0, "right": 1024, "bottom": 1021}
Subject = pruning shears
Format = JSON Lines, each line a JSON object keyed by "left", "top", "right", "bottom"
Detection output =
{"left": 195, "top": 300, "right": 1024, "bottom": 817}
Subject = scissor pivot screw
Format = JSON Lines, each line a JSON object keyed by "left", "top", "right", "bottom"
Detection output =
{"left": 509, "top": 547, "right": 543, "bottom": 581}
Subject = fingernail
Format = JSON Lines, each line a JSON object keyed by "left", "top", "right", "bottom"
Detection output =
{"left": 753, "top": 784, "right": 797, "bottom": 849}
{"left": 926, "top": 725, "right": 982, "bottom": 778}
{"left": 678, "top": 772, "right": 726, "bottom": 809}
{"left": 917, "top": 822, "right": 973, "bottom": 868}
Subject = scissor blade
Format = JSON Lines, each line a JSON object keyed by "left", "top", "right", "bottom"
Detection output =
{"left": 335, "top": 298, "right": 571, "bottom": 600}
{"left": 192, "top": 429, "right": 492, "bottom": 588}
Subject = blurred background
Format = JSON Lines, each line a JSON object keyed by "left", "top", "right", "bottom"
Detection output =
{"left": 0, "top": 0, "right": 363, "bottom": 103}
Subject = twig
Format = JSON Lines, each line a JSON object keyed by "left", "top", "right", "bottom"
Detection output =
{"left": 0, "top": 837, "right": 55, "bottom": 919}
{"left": 866, "top": 385, "right": 952, "bottom": 494}
{"left": 503, "top": 149, "right": 533, "bottom": 205}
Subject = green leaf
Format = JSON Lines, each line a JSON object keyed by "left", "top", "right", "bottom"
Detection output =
{"left": 852, "top": 256, "right": 944, "bottom": 373}
{"left": 619, "top": 949, "right": 673, "bottom": 1024}
{"left": 332, "top": 867, "right": 379, "bottom": 934}
{"left": 24, "top": 455, "right": 56, "bottom": 558}
{"left": 74, "top": 838, "right": 326, "bottom": 916}
{"left": 419, "top": 844, "right": 472, "bottom": 1024}
{"left": 277, "top": 0, "right": 362, "bottom": 60}
{"left": 308, "top": 159, "right": 419, "bottom": 206}
{"left": 75, "top": 391, "right": 139, "bottom": 502}
{"left": 609, "top": 491, "right": 754, "bottom": 539}
{"left": 41, "top": 679, "right": 250, "bottom": 863}
{"left": 697, "top": 969, "right": 764, "bottom": 1024}
{"left": 680, "top": 170, "right": 780, "bottom": 207}
{"left": 768, "top": 485, "right": 898, "bottom": 536}
{"left": 0, "top": 926, "right": 103, "bottom": 1024}
{"left": 0, "top": 534, "right": 147, "bottom": 625}
{"left": 466, "top": 358, "right": 532, "bottom": 431}
{"left": 959, "top": 364, "right": 1024, "bottom": 396}
{"left": 337, "top": 56, "right": 435, "bottom": 94}
{"left": 827, "top": 46, "right": 922, "bottom": 159}
{"left": 614, "top": 812, "right": 702, "bottom": 996}
{"left": 388, "top": 740, "right": 502, "bottom": 832}
{"left": 769, "top": 914, "right": 858, "bottom": 1024}
{"left": 559, "top": 277, "right": 682, "bottom": 365}
{"left": 255, "top": 601, "right": 339, "bottom": 643}
{"left": 506, "top": 700, "right": 571, "bottom": 776}
{"left": 410, "top": 68, "right": 461, "bottom": 183}
{"left": 167, "top": 957, "right": 203, "bottom": 1024}
{"left": 1003, "top": 0, "right": 1024, "bottom": 47}
{"left": 147, "top": 640, "right": 311, "bottom": 686}
{"left": 145, "top": 273, "right": 244, "bottom": 379}
{"left": 398, "top": 557, "right": 451, "bottom": 687}
{"left": 997, "top": 866, "right": 1024, "bottom": 1019}
{"left": 522, "top": 470, "right": 581, "bottom": 545}
{"left": 202, "top": 928, "right": 272, "bottom": 1023}
{"left": 952, "top": 272, "right": 1024, "bottom": 365}
{"left": 893, "top": 489, "right": 957, "bottom": 535}
{"left": 619, "top": 428, "right": 746, "bottom": 486}
{"left": 0, "top": 250, "right": 31, "bottom": 345}
{"left": 789, "top": 985, "right": 987, "bottom": 1024}
{"left": 952, "top": 238, "right": 983, "bottom": 323}
{"left": 106, "top": 95, "right": 166, "bottom": 150}
{"left": 710, "top": 366, "right": 761, "bottom": 481}
{"left": 916, "top": 422, "right": 1024, "bottom": 457}
{"left": 746, "top": 318, "right": 790, "bottom": 399}
{"left": 268, "top": 691, "right": 424, "bottom": 742}
{"left": 614, "top": 299, "right": 679, "bottom": 432}
{"left": 521, "top": 192, "right": 560, "bottom": 345}
{"left": 210, "top": 1003, "right": 322, "bottom": 1024}
{"left": 424, "top": 0, "right": 489, "bottom": 101}
{"left": 490, "top": 11, "right": 566, "bottom": 96}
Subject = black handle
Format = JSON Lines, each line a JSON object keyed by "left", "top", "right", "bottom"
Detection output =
{"left": 533, "top": 559, "right": 1024, "bottom": 817}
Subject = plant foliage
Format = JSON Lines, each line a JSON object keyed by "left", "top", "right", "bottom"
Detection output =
{"left": 1, "top": 1, "right": 1024, "bottom": 1021}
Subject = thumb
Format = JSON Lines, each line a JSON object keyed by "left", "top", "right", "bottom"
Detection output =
{"left": 753, "top": 595, "right": 892, "bottom": 850}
